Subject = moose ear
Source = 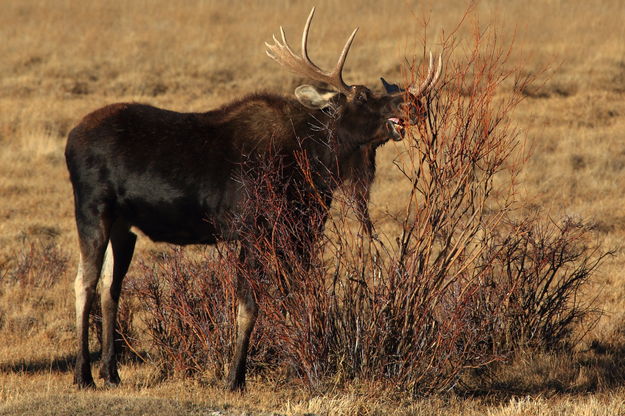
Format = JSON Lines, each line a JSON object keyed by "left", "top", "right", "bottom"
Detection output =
{"left": 380, "top": 77, "right": 403, "bottom": 94}
{"left": 295, "top": 85, "right": 339, "bottom": 109}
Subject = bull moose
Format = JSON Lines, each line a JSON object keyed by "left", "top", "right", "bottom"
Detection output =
{"left": 65, "top": 8, "right": 442, "bottom": 391}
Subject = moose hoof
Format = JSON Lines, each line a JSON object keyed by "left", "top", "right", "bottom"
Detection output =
{"left": 226, "top": 377, "right": 246, "bottom": 392}
{"left": 74, "top": 374, "right": 96, "bottom": 389}
{"left": 103, "top": 379, "right": 121, "bottom": 389}
{"left": 99, "top": 368, "right": 121, "bottom": 387}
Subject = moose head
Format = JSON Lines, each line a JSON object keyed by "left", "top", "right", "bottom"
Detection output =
{"left": 265, "top": 7, "right": 442, "bottom": 147}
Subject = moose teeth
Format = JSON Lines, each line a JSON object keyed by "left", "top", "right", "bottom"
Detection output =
{"left": 388, "top": 117, "right": 403, "bottom": 129}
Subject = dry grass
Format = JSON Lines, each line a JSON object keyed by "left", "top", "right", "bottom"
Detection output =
{"left": 2, "top": 0, "right": 625, "bottom": 414}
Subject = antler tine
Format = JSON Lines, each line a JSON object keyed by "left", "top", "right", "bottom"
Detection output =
{"left": 266, "top": 7, "right": 356, "bottom": 95}
{"left": 301, "top": 7, "right": 322, "bottom": 72}
{"left": 333, "top": 27, "right": 358, "bottom": 89}
{"left": 279, "top": 28, "right": 297, "bottom": 59}
{"left": 428, "top": 53, "right": 443, "bottom": 91}
{"left": 408, "top": 51, "right": 435, "bottom": 97}
{"left": 301, "top": 7, "right": 358, "bottom": 89}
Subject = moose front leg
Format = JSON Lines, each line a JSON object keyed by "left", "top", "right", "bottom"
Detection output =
{"left": 227, "top": 247, "right": 259, "bottom": 391}
{"left": 350, "top": 144, "right": 378, "bottom": 237}
{"left": 354, "top": 187, "right": 374, "bottom": 237}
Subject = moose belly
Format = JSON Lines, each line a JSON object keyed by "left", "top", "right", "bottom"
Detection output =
{"left": 118, "top": 192, "right": 240, "bottom": 245}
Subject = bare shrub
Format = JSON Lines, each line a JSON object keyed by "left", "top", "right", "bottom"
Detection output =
{"left": 126, "top": 248, "right": 238, "bottom": 380}
{"left": 477, "top": 216, "right": 608, "bottom": 352}
{"left": 236, "top": 19, "right": 606, "bottom": 393}
{"left": 1, "top": 241, "right": 68, "bottom": 288}
{"left": 123, "top": 15, "right": 607, "bottom": 394}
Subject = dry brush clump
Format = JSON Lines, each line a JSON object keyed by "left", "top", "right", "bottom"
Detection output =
{"left": 120, "top": 22, "right": 607, "bottom": 394}
{"left": 125, "top": 248, "right": 239, "bottom": 380}
{"left": 0, "top": 240, "right": 68, "bottom": 289}
{"left": 476, "top": 216, "right": 608, "bottom": 351}
{"left": 0, "top": 240, "right": 68, "bottom": 337}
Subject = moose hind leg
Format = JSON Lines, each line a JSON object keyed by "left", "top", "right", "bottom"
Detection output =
{"left": 74, "top": 224, "right": 110, "bottom": 388}
{"left": 99, "top": 222, "right": 136, "bottom": 386}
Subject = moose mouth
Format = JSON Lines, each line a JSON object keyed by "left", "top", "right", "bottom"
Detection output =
{"left": 386, "top": 117, "right": 405, "bottom": 141}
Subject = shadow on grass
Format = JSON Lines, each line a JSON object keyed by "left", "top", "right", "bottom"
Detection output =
{"left": 461, "top": 338, "right": 625, "bottom": 400}
{"left": 2, "top": 341, "right": 624, "bottom": 400}
{"left": 0, "top": 350, "right": 149, "bottom": 375}
{"left": 575, "top": 339, "right": 625, "bottom": 389}
{"left": 0, "top": 352, "right": 94, "bottom": 374}
{"left": 4, "top": 345, "right": 623, "bottom": 398}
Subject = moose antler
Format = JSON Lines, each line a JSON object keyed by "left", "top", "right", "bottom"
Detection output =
{"left": 409, "top": 51, "right": 443, "bottom": 97}
{"left": 266, "top": 7, "right": 358, "bottom": 96}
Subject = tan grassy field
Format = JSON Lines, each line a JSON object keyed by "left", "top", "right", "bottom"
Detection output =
{"left": 2, "top": 0, "right": 625, "bottom": 414}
